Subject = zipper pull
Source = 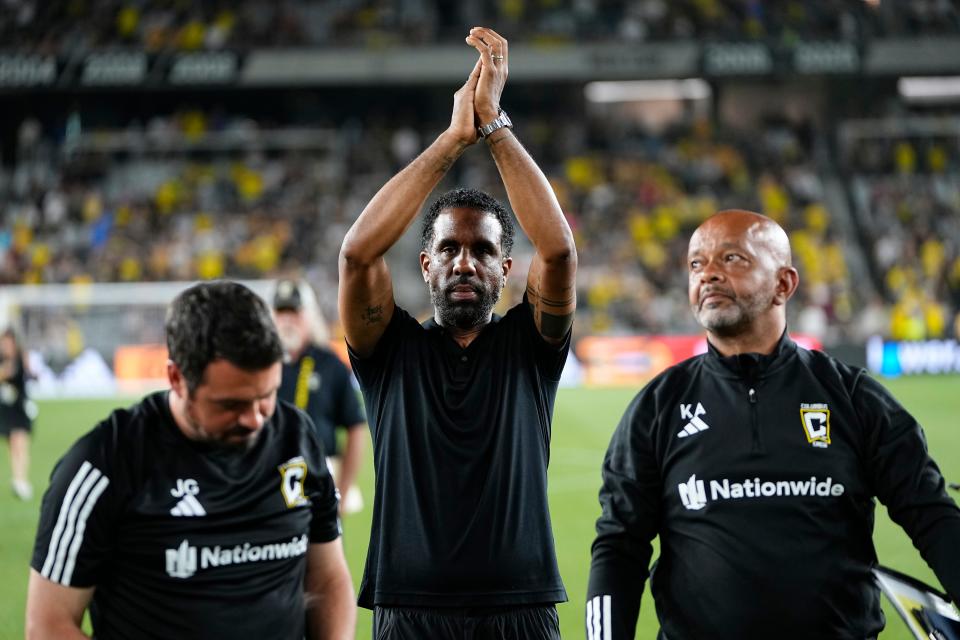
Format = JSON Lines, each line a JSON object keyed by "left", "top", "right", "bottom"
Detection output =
{"left": 748, "top": 388, "right": 757, "bottom": 404}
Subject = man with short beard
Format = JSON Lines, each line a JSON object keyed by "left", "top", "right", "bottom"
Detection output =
{"left": 339, "top": 27, "right": 577, "bottom": 640}
{"left": 27, "top": 281, "right": 356, "bottom": 640}
{"left": 586, "top": 210, "right": 960, "bottom": 639}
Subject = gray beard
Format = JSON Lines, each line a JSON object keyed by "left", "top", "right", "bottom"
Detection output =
{"left": 694, "top": 290, "right": 772, "bottom": 337}
{"left": 696, "top": 307, "right": 752, "bottom": 336}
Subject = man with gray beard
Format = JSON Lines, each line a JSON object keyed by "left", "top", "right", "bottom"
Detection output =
{"left": 338, "top": 27, "right": 577, "bottom": 640}
{"left": 586, "top": 210, "right": 960, "bottom": 640}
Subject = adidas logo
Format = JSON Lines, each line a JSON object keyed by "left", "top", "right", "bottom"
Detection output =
{"left": 171, "top": 494, "right": 206, "bottom": 517}
{"left": 170, "top": 478, "right": 206, "bottom": 517}
{"left": 677, "top": 402, "right": 710, "bottom": 438}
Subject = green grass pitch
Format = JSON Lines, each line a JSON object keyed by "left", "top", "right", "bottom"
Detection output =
{"left": 0, "top": 376, "right": 957, "bottom": 639}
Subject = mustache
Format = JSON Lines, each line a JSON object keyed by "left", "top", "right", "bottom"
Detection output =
{"left": 445, "top": 277, "right": 482, "bottom": 293}
{"left": 698, "top": 286, "right": 734, "bottom": 304}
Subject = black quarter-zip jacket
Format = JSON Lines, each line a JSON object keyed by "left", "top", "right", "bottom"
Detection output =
{"left": 587, "top": 333, "right": 960, "bottom": 640}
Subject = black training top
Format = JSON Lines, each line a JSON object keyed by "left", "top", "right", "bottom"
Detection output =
{"left": 587, "top": 334, "right": 960, "bottom": 640}
{"left": 349, "top": 300, "right": 570, "bottom": 609}
{"left": 0, "top": 348, "right": 28, "bottom": 411}
{"left": 31, "top": 392, "right": 340, "bottom": 640}
{"left": 279, "top": 344, "right": 365, "bottom": 456}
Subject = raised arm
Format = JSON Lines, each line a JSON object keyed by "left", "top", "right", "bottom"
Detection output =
{"left": 466, "top": 27, "right": 578, "bottom": 345}
{"left": 338, "top": 60, "right": 483, "bottom": 357}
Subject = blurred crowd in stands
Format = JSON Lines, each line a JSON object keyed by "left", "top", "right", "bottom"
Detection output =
{"left": 4, "top": 95, "right": 958, "bottom": 344}
{"left": 845, "top": 130, "right": 960, "bottom": 342}
{"left": 2, "top": 0, "right": 958, "bottom": 55}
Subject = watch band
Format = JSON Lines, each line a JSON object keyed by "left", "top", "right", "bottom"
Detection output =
{"left": 478, "top": 110, "right": 513, "bottom": 138}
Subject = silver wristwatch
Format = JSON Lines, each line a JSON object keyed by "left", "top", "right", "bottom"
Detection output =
{"left": 478, "top": 110, "right": 513, "bottom": 138}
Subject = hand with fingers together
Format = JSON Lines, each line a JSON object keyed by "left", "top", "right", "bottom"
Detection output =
{"left": 465, "top": 26, "right": 509, "bottom": 125}
{"left": 447, "top": 58, "right": 483, "bottom": 147}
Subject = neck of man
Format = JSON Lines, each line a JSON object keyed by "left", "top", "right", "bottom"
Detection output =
{"left": 436, "top": 316, "right": 489, "bottom": 348}
{"left": 707, "top": 314, "right": 786, "bottom": 357}
{"left": 167, "top": 390, "right": 196, "bottom": 441}
{"left": 288, "top": 343, "right": 305, "bottom": 361}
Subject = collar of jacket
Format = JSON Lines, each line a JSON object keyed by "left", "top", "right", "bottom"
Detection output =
{"left": 704, "top": 329, "right": 797, "bottom": 381}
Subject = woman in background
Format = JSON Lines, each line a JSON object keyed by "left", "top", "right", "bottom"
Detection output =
{"left": 1, "top": 328, "right": 33, "bottom": 500}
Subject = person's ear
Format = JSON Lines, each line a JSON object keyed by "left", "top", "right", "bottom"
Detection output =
{"left": 773, "top": 266, "right": 800, "bottom": 306}
{"left": 167, "top": 361, "right": 187, "bottom": 399}
{"left": 419, "top": 252, "right": 431, "bottom": 283}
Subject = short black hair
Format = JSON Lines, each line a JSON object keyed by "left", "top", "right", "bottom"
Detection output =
{"left": 421, "top": 188, "right": 515, "bottom": 257}
{"left": 166, "top": 281, "right": 283, "bottom": 392}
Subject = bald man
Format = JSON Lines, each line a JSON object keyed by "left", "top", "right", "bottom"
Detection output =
{"left": 586, "top": 211, "right": 960, "bottom": 640}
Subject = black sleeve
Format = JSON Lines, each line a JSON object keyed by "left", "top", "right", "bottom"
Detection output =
{"left": 511, "top": 295, "right": 571, "bottom": 381}
{"left": 346, "top": 305, "right": 407, "bottom": 389}
{"left": 31, "top": 426, "right": 119, "bottom": 588}
{"left": 330, "top": 357, "right": 365, "bottom": 428}
{"left": 303, "top": 425, "right": 342, "bottom": 544}
{"left": 587, "top": 387, "right": 662, "bottom": 639}
{"left": 856, "top": 372, "right": 960, "bottom": 603}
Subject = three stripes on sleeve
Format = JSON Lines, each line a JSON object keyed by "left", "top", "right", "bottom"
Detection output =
{"left": 586, "top": 594, "right": 612, "bottom": 640}
{"left": 40, "top": 461, "right": 110, "bottom": 586}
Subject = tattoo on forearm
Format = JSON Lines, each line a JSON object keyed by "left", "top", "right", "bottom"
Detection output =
{"left": 436, "top": 155, "right": 456, "bottom": 174}
{"left": 361, "top": 305, "right": 384, "bottom": 325}
{"left": 539, "top": 294, "right": 575, "bottom": 308}
{"left": 435, "top": 143, "right": 467, "bottom": 175}
{"left": 540, "top": 311, "right": 574, "bottom": 339}
{"left": 526, "top": 286, "right": 573, "bottom": 308}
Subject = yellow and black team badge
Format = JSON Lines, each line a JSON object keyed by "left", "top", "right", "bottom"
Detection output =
{"left": 800, "top": 403, "right": 831, "bottom": 448}
{"left": 278, "top": 456, "right": 310, "bottom": 508}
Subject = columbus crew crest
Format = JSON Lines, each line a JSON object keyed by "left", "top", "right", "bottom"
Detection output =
{"left": 278, "top": 457, "right": 310, "bottom": 507}
{"left": 800, "top": 403, "right": 831, "bottom": 448}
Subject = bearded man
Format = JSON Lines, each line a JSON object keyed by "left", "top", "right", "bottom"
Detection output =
{"left": 338, "top": 27, "right": 577, "bottom": 640}
{"left": 27, "top": 281, "right": 355, "bottom": 640}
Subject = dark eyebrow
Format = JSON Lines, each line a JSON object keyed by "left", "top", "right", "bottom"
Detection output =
{"left": 473, "top": 238, "right": 498, "bottom": 252}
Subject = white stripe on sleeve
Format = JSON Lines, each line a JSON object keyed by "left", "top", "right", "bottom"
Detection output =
{"left": 41, "top": 462, "right": 110, "bottom": 585}
{"left": 586, "top": 597, "right": 595, "bottom": 640}
{"left": 603, "top": 595, "right": 612, "bottom": 640}
{"left": 61, "top": 474, "right": 110, "bottom": 584}
{"left": 592, "top": 595, "right": 601, "bottom": 640}
{"left": 40, "top": 461, "right": 93, "bottom": 578}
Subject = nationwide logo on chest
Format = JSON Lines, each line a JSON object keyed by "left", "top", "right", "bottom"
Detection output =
{"left": 165, "top": 534, "right": 309, "bottom": 579}
{"left": 678, "top": 472, "right": 846, "bottom": 511}
{"left": 800, "top": 403, "right": 831, "bottom": 448}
